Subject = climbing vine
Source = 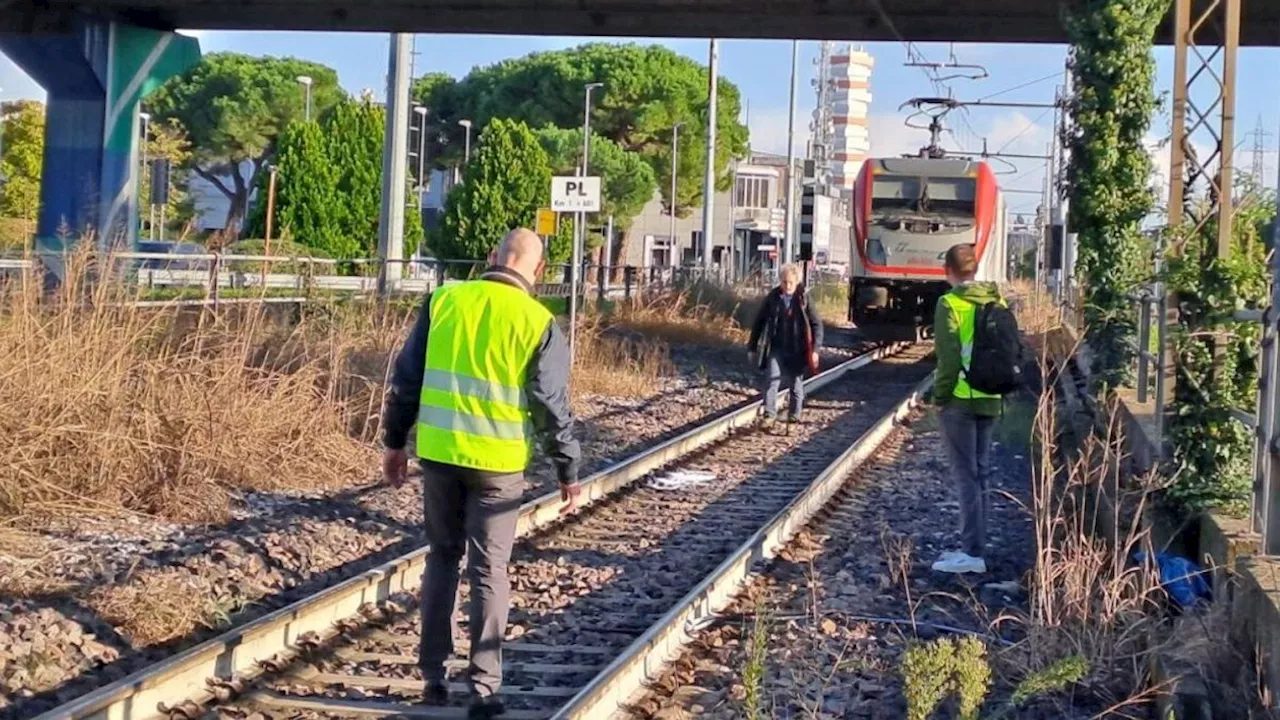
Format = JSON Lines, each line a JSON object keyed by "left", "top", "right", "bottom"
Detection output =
{"left": 1063, "top": 0, "right": 1167, "bottom": 388}
{"left": 1164, "top": 187, "right": 1275, "bottom": 514}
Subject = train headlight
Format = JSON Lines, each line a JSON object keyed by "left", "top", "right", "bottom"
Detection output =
{"left": 868, "top": 238, "right": 888, "bottom": 265}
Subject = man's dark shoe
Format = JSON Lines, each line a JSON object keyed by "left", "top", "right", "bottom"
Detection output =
{"left": 468, "top": 696, "right": 505, "bottom": 719}
{"left": 422, "top": 681, "right": 448, "bottom": 705}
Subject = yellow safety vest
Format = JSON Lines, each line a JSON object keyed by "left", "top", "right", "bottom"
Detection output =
{"left": 940, "top": 292, "right": 1002, "bottom": 400}
{"left": 415, "top": 278, "right": 553, "bottom": 472}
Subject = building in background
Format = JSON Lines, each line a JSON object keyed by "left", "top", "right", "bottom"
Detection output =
{"left": 813, "top": 43, "right": 873, "bottom": 197}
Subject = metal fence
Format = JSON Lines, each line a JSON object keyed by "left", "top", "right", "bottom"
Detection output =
{"left": 1234, "top": 248, "right": 1280, "bottom": 554}
{"left": 1128, "top": 286, "right": 1168, "bottom": 442}
{"left": 1059, "top": 239, "right": 1280, "bottom": 555}
{"left": 0, "top": 252, "right": 762, "bottom": 307}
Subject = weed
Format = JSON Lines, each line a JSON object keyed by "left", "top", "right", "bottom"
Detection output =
{"left": 954, "top": 636, "right": 992, "bottom": 720}
{"left": 901, "top": 636, "right": 1087, "bottom": 720}
{"left": 901, "top": 637, "right": 956, "bottom": 720}
{"left": 742, "top": 604, "right": 772, "bottom": 720}
{"left": 1007, "top": 654, "right": 1090, "bottom": 708}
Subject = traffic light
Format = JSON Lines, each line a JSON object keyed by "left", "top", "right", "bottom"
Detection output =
{"left": 1049, "top": 224, "right": 1064, "bottom": 271}
{"left": 799, "top": 185, "right": 814, "bottom": 262}
{"left": 150, "top": 159, "right": 171, "bottom": 206}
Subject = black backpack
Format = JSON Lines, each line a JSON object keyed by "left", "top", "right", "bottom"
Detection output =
{"left": 962, "top": 300, "right": 1024, "bottom": 395}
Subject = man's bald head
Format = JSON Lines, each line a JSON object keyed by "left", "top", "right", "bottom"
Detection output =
{"left": 491, "top": 228, "right": 545, "bottom": 284}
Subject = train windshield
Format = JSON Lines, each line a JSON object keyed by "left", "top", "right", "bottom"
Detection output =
{"left": 871, "top": 175, "right": 977, "bottom": 215}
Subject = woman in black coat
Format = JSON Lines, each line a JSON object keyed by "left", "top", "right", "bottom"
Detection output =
{"left": 747, "top": 264, "right": 823, "bottom": 429}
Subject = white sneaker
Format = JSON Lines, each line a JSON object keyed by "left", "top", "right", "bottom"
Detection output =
{"left": 931, "top": 552, "right": 987, "bottom": 574}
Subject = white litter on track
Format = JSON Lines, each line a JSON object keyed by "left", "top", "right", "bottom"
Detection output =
{"left": 647, "top": 470, "right": 718, "bottom": 491}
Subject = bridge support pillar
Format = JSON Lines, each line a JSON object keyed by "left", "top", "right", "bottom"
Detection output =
{"left": 0, "top": 20, "right": 198, "bottom": 276}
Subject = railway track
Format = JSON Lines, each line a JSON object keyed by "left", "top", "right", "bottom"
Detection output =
{"left": 38, "top": 342, "right": 933, "bottom": 720}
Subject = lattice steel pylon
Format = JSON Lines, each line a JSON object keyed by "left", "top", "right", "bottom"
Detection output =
{"left": 1167, "top": 0, "right": 1241, "bottom": 259}
{"left": 1247, "top": 116, "right": 1273, "bottom": 184}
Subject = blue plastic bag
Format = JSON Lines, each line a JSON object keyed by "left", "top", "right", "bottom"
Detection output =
{"left": 1133, "top": 551, "right": 1211, "bottom": 608}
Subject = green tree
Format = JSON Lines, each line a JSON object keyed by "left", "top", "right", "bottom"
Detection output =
{"left": 535, "top": 125, "right": 656, "bottom": 257}
{"left": 1064, "top": 0, "right": 1165, "bottom": 388}
{"left": 145, "top": 53, "right": 345, "bottom": 234}
{"left": 412, "top": 43, "right": 748, "bottom": 219}
{"left": 325, "top": 98, "right": 384, "bottom": 253}
{"left": 323, "top": 98, "right": 423, "bottom": 257}
{"left": 258, "top": 119, "right": 353, "bottom": 258}
{"left": 0, "top": 99, "right": 44, "bottom": 227}
{"left": 434, "top": 118, "right": 551, "bottom": 264}
{"left": 247, "top": 97, "right": 424, "bottom": 261}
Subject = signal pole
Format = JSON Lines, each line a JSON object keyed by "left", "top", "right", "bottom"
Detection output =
{"left": 701, "top": 39, "right": 719, "bottom": 271}
{"left": 784, "top": 40, "right": 799, "bottom": 266}
{"left": 377, "top": 34, "right": 411, "bottom": 296}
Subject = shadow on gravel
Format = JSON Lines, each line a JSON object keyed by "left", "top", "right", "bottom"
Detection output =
{"left": 483, "top": 353, "right": 938, "bottom": 685}
{"left": 10, "top": 327, "right": 874, "bottom": 718}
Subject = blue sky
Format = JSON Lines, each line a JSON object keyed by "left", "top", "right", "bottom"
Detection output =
{"left": 2, "top": 32, "right": 1277, "bottom": 217}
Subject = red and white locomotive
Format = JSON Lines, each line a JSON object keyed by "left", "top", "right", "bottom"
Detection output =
{"left": 848, "top": 156, "right": 1007, "bottom": 335}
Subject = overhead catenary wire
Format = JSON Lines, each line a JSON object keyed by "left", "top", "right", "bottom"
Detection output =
{"left": 978, "top": 71, "right": 1062, "bottom": 102}
{"left": 994, "top": 106, "right": 1054, "bottom": 155}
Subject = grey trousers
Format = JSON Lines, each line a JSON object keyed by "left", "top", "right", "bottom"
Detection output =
{"left": 764, "top": 350, "right": 805, "bottom": 419}
{"left": 418, "top": 460, "right": 524, "bottom": 698}
{"left": 939, "top": 407, "right": 996, "bottom": 558}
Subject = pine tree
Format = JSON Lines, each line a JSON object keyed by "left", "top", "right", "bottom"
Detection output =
{"left": 434, "top": 118, "right": 551, "bottom": 263}
{"left": 325, "top": 98, "right": 424, "bottom": 258}
{"left": 268, "top": 119, "right": 355, "bottom": 258}
{"left": 247, "top": 101, "right": 425, "bottom": 262}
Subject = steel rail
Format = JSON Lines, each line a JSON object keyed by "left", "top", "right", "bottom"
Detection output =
{"left": 37, "top": 342, "right": 912, "bottom": 720}
{"left": 552, "top": 372, "right": 934, "bottom": 719}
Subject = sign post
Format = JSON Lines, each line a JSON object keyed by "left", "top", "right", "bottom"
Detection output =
{"left": 535, "top": 208, "right": 556, "bottom": 237}
{"left": 551, "top": 176, "right": 602, "bottom": 364}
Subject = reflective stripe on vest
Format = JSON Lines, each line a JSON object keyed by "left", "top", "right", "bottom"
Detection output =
{"left": 415, "top": 278, "right": 552, "bottom": 473}
{"left": 941, "top": 292, "right": 1001, "bottom": 400}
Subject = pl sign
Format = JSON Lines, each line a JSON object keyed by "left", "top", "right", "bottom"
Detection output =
{"left": 550, "top": 176, "right": 602, "bottom": 213}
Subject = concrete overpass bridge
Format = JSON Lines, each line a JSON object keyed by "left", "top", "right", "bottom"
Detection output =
{"left": 0, "top": 0, "right": 1275, "bottom": 269}
{"left": 4, "top": 0, "right": 1278, "bottom": 44}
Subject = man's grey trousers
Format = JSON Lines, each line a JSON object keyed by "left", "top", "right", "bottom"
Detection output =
{"left": 418, "top": 460, "right": 524, "bottom": 698}
{"left": 939, "top": 406, "right": 996, "bottom": 558}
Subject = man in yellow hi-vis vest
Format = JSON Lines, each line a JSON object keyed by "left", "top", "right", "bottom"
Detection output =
{"left": 383, "top": 228, "right": 580, "bottom": 718}
{"left": 929, "top": 243, "right": 1004, "bottom": 576}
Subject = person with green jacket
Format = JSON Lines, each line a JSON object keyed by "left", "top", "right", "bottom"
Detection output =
{"left": 930, "top": 244, "right": 1004, "bottom": 575}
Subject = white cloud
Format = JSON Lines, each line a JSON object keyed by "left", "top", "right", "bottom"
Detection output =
{"left": 983, "top": 111, "right": 1052, "bottom": 155}
{"left": 746, "top": 107, "right": 811, "bottom": 157}
{"left": 867, "top": 113, "right": 929, "bottom": 157}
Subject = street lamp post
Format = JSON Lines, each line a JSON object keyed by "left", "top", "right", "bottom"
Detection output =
{"left": 296, "top": 75, "right": 313, "bottom": 121}
{"left": 458, "top": 119, "right": 473, "bottom": 163}
{"left": 139, "top": 111, "right": 151, "bottom": 240}
{"left": 413, "top": 105, "right": 429, "bottom": 211}
{"left": 457, "top": 119, "right": 473, "bottom": 185}
{"left": 669, "top": 122, "right": 682, "bottom": 264}
{"left": 569, "top": 82, "right": 604, "bottom": 365}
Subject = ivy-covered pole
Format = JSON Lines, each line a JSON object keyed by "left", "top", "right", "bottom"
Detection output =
{"left": 1063, "top": 0, "right": 1166, "bottom": 389}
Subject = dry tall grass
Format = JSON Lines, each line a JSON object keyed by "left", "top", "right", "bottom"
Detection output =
{"left": 994, "top": 347, "right": 1170, "bottom": 713}
{"left": 1007, "top": 279, "right": 1063, "bottom": 337}
{"left": 608, "top": 279, "right": 754, "bottom": 346}
{"left": 0, "top": 256, "right": 745, "bottom": 528}
{"left": 573, "top": 314, "right": 675, "bottom": 398}
{"left": 0, "top": 253, "right": 392, "bottom": 524}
